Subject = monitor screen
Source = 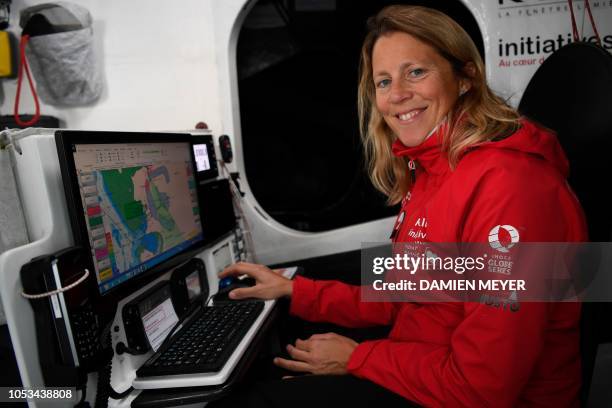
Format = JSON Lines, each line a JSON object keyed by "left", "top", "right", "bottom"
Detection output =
{"left": 56, "top": 132, "right": 205, "bottom": 295}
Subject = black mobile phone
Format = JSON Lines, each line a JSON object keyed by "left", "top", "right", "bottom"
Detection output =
{"left": 20, "top": 246, "right": 104, "bottom": 387}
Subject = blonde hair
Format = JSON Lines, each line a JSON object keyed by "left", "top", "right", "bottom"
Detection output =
{"left": 358, "top": 5, "right": 520, "bottom": 204}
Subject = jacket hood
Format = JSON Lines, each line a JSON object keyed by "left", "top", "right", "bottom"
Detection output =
{"left": 473, "top": 119, "right": 569, "bottom": 178}
{"left": 392, "top": 119, "right": 569, "bottom": 178}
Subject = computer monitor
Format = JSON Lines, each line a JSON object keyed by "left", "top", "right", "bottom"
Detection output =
{"left": 56, "top": 131, "right": 206, "bottom": 296}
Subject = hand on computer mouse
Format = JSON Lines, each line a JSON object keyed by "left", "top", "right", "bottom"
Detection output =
{"left": 213, "top": 276, "right": 257, "bottom": 303}
{"left": 218, "top": 262, "right": 293, "bottom": 300}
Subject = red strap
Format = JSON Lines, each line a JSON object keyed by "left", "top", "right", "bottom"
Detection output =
{"left": 568, "top": 0, "right": 602, "bottom": 46}
{"left": 14, "top": 35, "right": 40, "bottom": 127}
{"left": 584, "top": 0, "right": 602, "bottom": 46}
{"left": 568, "top": 0, "right": 580, "bottom": 42}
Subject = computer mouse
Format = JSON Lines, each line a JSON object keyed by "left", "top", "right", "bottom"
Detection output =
{"left": 214, "top": 276, "right": 257, "bottom": 303}
{"left": 218, "top": 276, "right": 238, "bottom": 290}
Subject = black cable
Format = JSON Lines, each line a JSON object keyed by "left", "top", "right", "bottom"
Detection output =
{"left": 74, "top": 385, "right": 90, "bottom": 408}
{"left": 94, "top": 360, "right": 110, "bottom": 408}
{"left": 94, "top": 326, "right": 134, "bottom": 407}
{"left": 115, "top": 341, "right": 146, "bottom": 356}
{"left": 78, "top": 387, "right": 86, "bottom": 404}
{"left": 108, "top": 381, "right": 133, "bottom": 400}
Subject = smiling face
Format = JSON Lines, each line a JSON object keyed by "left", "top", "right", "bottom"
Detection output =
{"left": 372, "top": 32, "right": 466, "bottom": 147}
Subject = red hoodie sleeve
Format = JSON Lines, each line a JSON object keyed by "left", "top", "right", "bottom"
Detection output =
{"left": 347, "top": 162, "right": 585, "bottom": 407}
{"left": 289, "top": 276, "right": 409, "bottom": 327}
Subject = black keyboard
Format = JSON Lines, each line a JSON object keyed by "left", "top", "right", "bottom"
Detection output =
{"left": 136, "top": 301, "right": 264, "bottom": 377}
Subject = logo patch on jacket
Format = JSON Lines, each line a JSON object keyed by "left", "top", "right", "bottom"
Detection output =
{"left": 488, "top": 225, "right": 520, "bottom": 253}
{"left": 480, "top": 293, "right": 521, "bottom": 312}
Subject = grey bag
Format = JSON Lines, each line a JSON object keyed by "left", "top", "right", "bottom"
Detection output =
{"left": 19, "top": 2, "right": 102, "bottom": 106}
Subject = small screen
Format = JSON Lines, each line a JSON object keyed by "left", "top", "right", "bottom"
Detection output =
{"left": 212, "top": 243, "right": 233, "bottom": 275}
{"left": 193, "top": 143, "right": 211, "bottom": 172}
{"left": 72, "top": 142, "right": 204, "bottom": 294}
{"left": 138, "top": 284, "right": 178, "bottom": 351}
{"left": 185, "top": 270, "right": 202, "bottom": 300}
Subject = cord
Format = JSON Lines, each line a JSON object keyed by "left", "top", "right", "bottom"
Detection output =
{"left": 218, "top": 160, "right": 258, "bottom": 263}
{"left": 584, "top": 0, "right": 601, "bottom": 46}
{"left": 95, "top": 325, "right": 133, "bottom": 407}
{"left": 14, "top": 34, "right": 41, "bottom": 127}
{"left": 75, "top": 385, "right": 89, "bottom": 408}
{"left": 568, "top": 0, "right": 579, "bottom": 42}
{"left": 114, "top": 342, "right": 145, "bottom": 356}
{"left": 94, "top": 364, "right": 108, "bottom": 408}
{"left": 568, "top": 0, "right": 601, "bottom": 46}
{"left": 21, "top": 269, "right": 89, "bottom": 299}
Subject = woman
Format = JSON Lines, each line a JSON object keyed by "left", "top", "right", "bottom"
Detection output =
{"left": 215, "top": 5, "right": 586, "bottom": 407}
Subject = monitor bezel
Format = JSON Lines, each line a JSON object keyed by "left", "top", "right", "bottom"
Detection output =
{"left": 55, "top": 130, "right": 208, "bottom": 302}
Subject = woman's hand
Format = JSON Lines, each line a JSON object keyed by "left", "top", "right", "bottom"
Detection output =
{"left": 274, "top": 333, "right": 358, "bottom": 376}
{"left": 218, "top": 262, "right": 293, "bottom": 300}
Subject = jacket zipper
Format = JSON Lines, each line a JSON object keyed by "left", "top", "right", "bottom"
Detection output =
{"left": 408, "top": 159, "right": 416, "bottom": 184}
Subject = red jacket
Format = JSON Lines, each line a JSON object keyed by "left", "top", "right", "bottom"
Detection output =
{"left": 289, "top": 119, "right": 587, "bottom": 407}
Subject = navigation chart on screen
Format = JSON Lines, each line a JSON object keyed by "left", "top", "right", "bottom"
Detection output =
{"left": 73, "top": 142, "right": 203, "bottom": 293}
